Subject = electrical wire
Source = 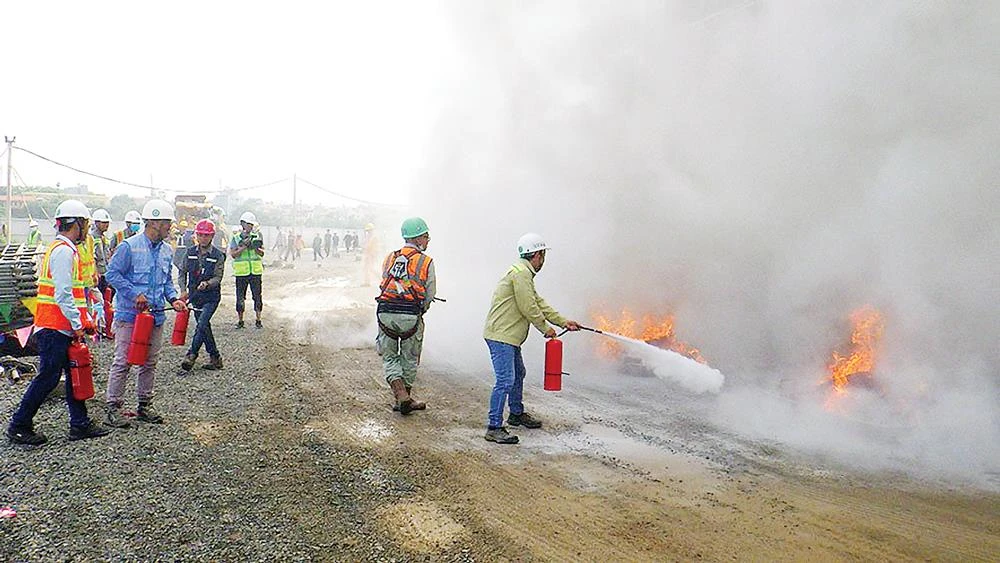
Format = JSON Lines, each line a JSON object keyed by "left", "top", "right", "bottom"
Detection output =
{"left": 14, "top": 145, "right": 289, "bottom": 195}
{"left": 296, "top": 176, "right": 402, "bottom": 207}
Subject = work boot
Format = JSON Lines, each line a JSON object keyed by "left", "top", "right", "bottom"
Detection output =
{"left": 180, "top": 353, "right": 197, "bottom": 371}
{"left": 507, "top": 412, "right": 543, "bottom": 429}
{"left": 484, "top": 427, "right": 519, "bottom": 444}
{"left": 389, "top": 379, "right": 412, "bottom": 415}
{"left": 202, "top": 355, "right": 223, "bottom": 370}
{"left": 255, "top": 319, "right": 263, "bottom": 329}
{"left": 136, "top": 402, "right": 164, "bottom": 424}
{"left": 68, "top": 420, "right": 111, "bottom": 441}
{"left": 235, "top": 320, "right": 245, "bottom": 329}
{"left": 392, "top": 386, "right": 426, "bottom": 411}
{"left": 6, "top": 424, "right": 47, "bottom": 446}
{"left": 104, "top": 402, "right": 131, "bottom": 429}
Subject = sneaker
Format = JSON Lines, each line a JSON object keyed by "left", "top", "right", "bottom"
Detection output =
{"left": 484, "top": 427, "right": 519, "bottom": 444}
{"left": 68, "top": 420, "right": 111, "bottom": 441}
{"left": 507, "top": 412, "right": 543, "bottom": 429}
{"left": 104, "top": 403, "right": 131, "bottom": 429}
{"left": 235, "top": 320, "right": 245, "bottom": 329}
{"left": 202, "top": 356, "right": 223, "bottom": 370}
{"left": 6, "top": 424, "right": 47, "bottom": 446}
{"left": 254, "top": 319, "right": 263, "bottom": 329}
{"left": 136, "top": 403, "right": 164, "bottom": 424}
{"left": 180, "top": 354, "right": 197, "bottom": 371}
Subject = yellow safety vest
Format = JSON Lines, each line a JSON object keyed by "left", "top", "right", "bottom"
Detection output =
{"left": 77, "top": 234, "right": 97, "bottom": 287}
{"left": 232, "top": 232, "right": 264, "bottom": 277}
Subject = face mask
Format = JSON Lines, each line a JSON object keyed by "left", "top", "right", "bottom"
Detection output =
{"left": 129, "top": 223, "right": 140, "bottom": 233}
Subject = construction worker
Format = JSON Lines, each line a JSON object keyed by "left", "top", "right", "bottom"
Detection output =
{"left": 376, "top": 217, "right": 436, "bottom": 415}
{"left": 75, "top": 215, "right": 106, "bottom": 334}
{"left": 323, "top": 228, "right": 332, "bottom": 257}
{"left": 109, "top": 210, "right": 141, "bottom": 254}
{"left": 5, "top": 200, "right": 109, "bottom": 445}
{"left": 103, "top": 199, "right": 186, "bottom": 428}
{"left": 179, "top": 219, "right": 225, "bottom": 371}
{"left": 90, "top": 209, "right": 112, "bottom": 293}
{"left": 230, "top": 211, "right": 264, "bottom": 329}
{"left": 482, "top": 233, "right": 581, "bottom": 444}
{"left": 26, "top": 219, "right": 42, "bottom": 247}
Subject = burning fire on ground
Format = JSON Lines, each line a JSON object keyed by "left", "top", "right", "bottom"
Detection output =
{"left": 592, "top": 309, "right": 707, "bottom": 364}
{"left": 823, "top": 305, "right": 885, "bottom": 409}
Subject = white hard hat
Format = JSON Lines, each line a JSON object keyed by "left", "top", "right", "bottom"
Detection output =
{"left": 54, "top": 199, "right": 91, "bottom": 220}
{"left": 516, "top": 233, "right": 549, "bottom": 256}
{"left": 92, "top": 209, "right": 112, "bottom": 222}
{"left": 124, "top": 210, "right": 142, "bottom": 223}
{"left": 28, "top": 219, "right": 39, "bottom": 227}
{"left": 141, "top": 199, "right": 175, "bottom": 221}
{"left": 239, "top": 211, "right": 259, "bottom": 226}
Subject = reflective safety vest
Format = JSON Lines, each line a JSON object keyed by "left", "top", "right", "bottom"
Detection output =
{"left": 35, "top": 239, "right": 91, "bottom": 331}
{"left": 377, "top": 246, "right": 432, "bottom": 305}
{"left": 77, "top": 234, "right": 97, "bottom": 287}
{"left": 232, "top": 232, "right": 264, "bottom": 277}
{"left": 26, "top": 229, "right": 42, "bottom": 247}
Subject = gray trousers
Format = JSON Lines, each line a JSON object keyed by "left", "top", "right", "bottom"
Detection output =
{"left": 106, "top": 320, "right": 165, "bottom": 405}
{"left": 376, "top": 312, "right": 424, "bottom": 388}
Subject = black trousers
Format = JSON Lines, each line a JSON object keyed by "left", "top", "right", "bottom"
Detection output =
{"left": 235, "top": 274, "right": 263, "bottom": 313}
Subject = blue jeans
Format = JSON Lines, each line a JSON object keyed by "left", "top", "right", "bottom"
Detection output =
{"left": 188, "top": 300, "right": 220, "bottom": 358}
{"left": 486, "top": 339, "right": 526, "bottom": 429}
{"left": 10, "top": 329, "right": 90, "bottom": 429}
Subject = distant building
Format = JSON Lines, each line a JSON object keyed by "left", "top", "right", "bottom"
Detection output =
{"left": 63, "top": 184, "right": 90, "bottom": 195}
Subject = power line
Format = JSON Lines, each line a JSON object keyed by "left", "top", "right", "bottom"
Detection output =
{"left": 296, "top": 176, "right": 402, "bottom": 207}
{"left": 14, "top": 145, "right": 289, "bottom": 195}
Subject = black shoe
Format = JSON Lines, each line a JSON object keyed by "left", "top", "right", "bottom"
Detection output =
{"left": 507, "top": 412, "right": 543, "bottom": 429}
{"left": 255, "top": 319, "right": 263, "bottom": 329}
{"left": 236, "top": 320, "right": 245, "bottom": 329}
{"left": 484, "top": 427, "right": 519, "bottom": 444}
{"left": 69, "top": 420, "right": 111, "bottom": 441}
{"left": 180, "top": 354, "right": 197, "bottom": 371}
{"left": 202, "top": 356, "right": 223, "bottom": 370}
{"left": 136, "top": 404, "right": 164, "bottom": 424}
{"left": 6, "top": 424, "right": 47, "bottom": 446}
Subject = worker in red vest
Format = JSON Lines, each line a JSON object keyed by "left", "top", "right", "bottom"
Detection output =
{"left": 376, "top": 217, "right": 436, "bottom": 414}
{"left": 6, "top": 200, "right": 109, "bottom": 445}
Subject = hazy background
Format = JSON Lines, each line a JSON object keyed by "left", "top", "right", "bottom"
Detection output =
{"left": 414, "top": 1, "right": 1000, "bottom": 485}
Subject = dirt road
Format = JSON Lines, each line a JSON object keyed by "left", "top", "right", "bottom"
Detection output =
{"left": 265, "top": 252, "right": 999, "bottom": 561}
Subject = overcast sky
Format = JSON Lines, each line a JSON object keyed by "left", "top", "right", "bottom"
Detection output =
{"left": 2, "top": 1, "right": 453, "bottom": 206}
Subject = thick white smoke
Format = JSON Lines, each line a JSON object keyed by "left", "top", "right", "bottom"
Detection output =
{"left": 410, "top": 2, "right": 1000, "bottom": 486}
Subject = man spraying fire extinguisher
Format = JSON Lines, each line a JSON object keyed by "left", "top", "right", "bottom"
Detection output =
{"left": 482, "top": 233, "right": 580, "bottom": 445}
{"left": 376, "top": 217, "right": 436, "bottom": 415}
{"left": 103, "top": 199, "right": 186, "bottom": 429}
{"left": 5, "top": 200, "right": 110, "bottom": 445}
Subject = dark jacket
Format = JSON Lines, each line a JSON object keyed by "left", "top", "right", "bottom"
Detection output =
{"left": 178, "top": 244, "right": 226, "bottom": 305}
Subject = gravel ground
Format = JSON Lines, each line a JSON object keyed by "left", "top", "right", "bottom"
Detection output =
{"left": 0, "top": 276, "right": 483, "bottom": 562}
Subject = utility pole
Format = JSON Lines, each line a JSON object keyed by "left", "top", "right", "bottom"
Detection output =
{"left": 4, "top": 136, "right": 13, "bottom": 239}
{"left": 292, "top": 173, "right": 297, "bottom": 230}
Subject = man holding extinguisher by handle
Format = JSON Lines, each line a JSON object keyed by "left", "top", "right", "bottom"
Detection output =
{"left": 482, "top": 233, "right": 580, "bottom": 445}
{"left": 103, "top": 199, "right": 186, "bottom": 429}
{"left": 5, "top": 200, "right": 110, "bottom": 445}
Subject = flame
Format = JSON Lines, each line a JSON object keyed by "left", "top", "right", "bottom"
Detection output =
{"left": 592, "top": 309, "right": 707, "bottom": 364}
{"left": 825, "top": 305, "right": 884, "bottom": 396}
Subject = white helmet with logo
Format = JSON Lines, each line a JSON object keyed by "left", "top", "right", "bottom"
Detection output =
{"left": 54, "top": 199, "right": 92, "bottom": 220}
{"left": 141, "top": 199, "right": 175, "bottom": 221}
{"left": 92, "top": 208, "right": 112, "bottom": 222}
{"left": 28, "top": 219, "right": 39, "bottom": 228}
{"left": 516, "top": 233, "right": 549, "bottom": 257}
{"left": 124, "top": 210, "right": 142, "bottom": 224}
{"left": 239, "top": 211, "right": 259, "bottom": 226}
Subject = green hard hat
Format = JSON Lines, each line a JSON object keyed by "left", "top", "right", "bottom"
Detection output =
{"left": 401, "top": 217, "right": 429, "bottom": 239}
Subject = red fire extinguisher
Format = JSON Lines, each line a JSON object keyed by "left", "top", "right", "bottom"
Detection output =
{"left": 68, "top": 340, "right": 95, "bottom": 401}
{"left": 171, "top": 305, "right": 190, "bottom": 346}
{"left": 103, "top": 287, "right": 114, "bottom": 339}
{"left": 127, "top": 311, "right": 155, "bottom": 366}
{"left": 544, "top": 337, "right": 564, "bottom": 391}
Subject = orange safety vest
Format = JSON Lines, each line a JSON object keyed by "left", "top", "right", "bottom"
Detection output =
{"left": 377, "top": 246, "right": 432, "bottom": 304}
{"left": 35, "top": 239, "right": 92, "bottom": 331}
